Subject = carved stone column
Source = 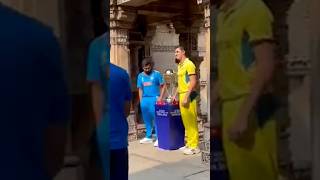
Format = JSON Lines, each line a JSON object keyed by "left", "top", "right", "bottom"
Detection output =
{"left": 197, "top": 0, "right": 211, "bottom": 165}
{"left": 173, "top": 18, "right": 203, "bottom": 60}
{"left": 144, "top": 25, "right": 156, "bottom": 58}
{"left": 110, "top": 2, "right": 137, "bottom": 74}
{"left": 259, "top": 1, "right": 296, "bottom": 178}
{"left": 284, "top": 1, "right": 312, "bottom": 178}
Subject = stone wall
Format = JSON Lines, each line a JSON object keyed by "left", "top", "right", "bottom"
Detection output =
{"left": 151, "top": 24, "right": 179, "bottom": 73}
{"left": 287, "top": 0, "right": 312, "bottom": 169}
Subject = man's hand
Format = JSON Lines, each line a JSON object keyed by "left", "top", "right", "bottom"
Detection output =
{"left": 182, "top": 95, "right": 190, "bottom": 107}
{"left": 91, "top": 83, "right": 104, "bottom": 124}
{"left": 228, "top": 112, "right": 249, "bottom": 142}
{"left": 157, "top": 97, "right": 162, "bottom": 102}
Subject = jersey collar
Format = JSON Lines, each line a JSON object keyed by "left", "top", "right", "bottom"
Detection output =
{"left": 178, "top": 58, "right": 189, "bottom": 67}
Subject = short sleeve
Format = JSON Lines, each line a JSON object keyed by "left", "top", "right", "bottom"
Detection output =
{"left": 124, "top": 72, "right": 132, "bottom": 101}
{"left": 137, "top": 74, "right": 142, "bottom": 89}
{"left": 86, "top": 39, "right": 101, "bottom": 82}
{"left": 245, "top": 3, "right": 274, "bottom": 43}
{"left": 186, "top": 61, "right": 196, "bottom": 75}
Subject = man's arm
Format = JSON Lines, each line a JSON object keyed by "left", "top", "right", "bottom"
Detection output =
{"left": 228, "top": 4, "right": 275, "bottom": 141}
{"left": 159, "top": 84, "right": 166, "bottom": 101}
{"left": 158, "top": 73, "right": 166, "bottom": 101}
{"left": 233, "top": 4, "right": 275, "bottom": 123}
{"left": 185, "top": 74, "right": 197, "bottom": 98}
{"left": 238, "top": 42, "right": 275, "bottom": 116}
{"left": 138, "top": 88, "right": 143, "bottom": 102}
{"left": 228, "top": 42, "right": 275, "bottom": 141}
{"left": 86, "top": 37, "right": 104, "bottom": 124}
{"left": 91, "top": 82, "right": 104, "bottom": 123}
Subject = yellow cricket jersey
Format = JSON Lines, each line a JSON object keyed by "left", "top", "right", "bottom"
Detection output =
{"left": 177, "top": 58, "right": 196, "bottom": 93}
{"left": 216, "top": 0, "right": 274, "bottom": 100}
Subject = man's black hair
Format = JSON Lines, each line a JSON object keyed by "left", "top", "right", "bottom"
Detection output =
{"left": 141, "top": 57, "right": 154, "bottom": 67}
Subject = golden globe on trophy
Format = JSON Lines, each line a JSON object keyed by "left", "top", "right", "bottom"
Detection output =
{"left": 164, "top": 69, "right": 178, "bottom": 104}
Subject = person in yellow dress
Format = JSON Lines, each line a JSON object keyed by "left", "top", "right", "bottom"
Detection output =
{"left": 173, "top": 46, "right": 200, "bottom": 155}
{"left": 213, "top": 0, "right": 279, "bottom": 179}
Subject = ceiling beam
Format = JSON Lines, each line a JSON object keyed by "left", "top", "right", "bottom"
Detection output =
{"left": 117, "top": 0, "right": 159, "bottom": 7}
{"left": 137, "top": 10, "right": 181, "bottom": 18}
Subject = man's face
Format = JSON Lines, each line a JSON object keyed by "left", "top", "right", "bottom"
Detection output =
{"left": 143, "top": 64, "right": 152, "bottom": 74}
{"left": 175, "top": 48, "right": 185, "bottom": 63}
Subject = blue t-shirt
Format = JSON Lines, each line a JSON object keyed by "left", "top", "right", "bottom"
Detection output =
{"left": 86, "top": 32, "right": 109, "bottom": 96}
{"left": 86, "top": 33, "right": 131, "bottom": 150}
{"left": 0, "top": 5, "right": 69, "bottom": 180}
{"left": 108, "top": 64, "right": 131, "bottom": 149}
{"left": 137, "top": 70, "right": 165, "bottom": 97}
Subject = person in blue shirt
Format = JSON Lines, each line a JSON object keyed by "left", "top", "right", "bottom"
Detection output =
{"left": 137, "top": 58, "right": 165, "bottom": 147}
{"left": 87, "top": 32, "right": 131, "bottom": 180}
{"left": 0, "top": 3, "right": 69, "bottom": 180}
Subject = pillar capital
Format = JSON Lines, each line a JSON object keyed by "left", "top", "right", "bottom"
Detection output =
{"left": 172, "top": 16, "right": 203, "bottom": 34}
{"left": 197, "top": 0, "right": 211, "bottom": 28}
{"left": 110, "top": 5, "right": 137, "bottom": 46}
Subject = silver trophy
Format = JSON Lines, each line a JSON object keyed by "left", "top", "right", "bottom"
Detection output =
{"left": 164, "top": 69, "right": 178, "bottom": 104}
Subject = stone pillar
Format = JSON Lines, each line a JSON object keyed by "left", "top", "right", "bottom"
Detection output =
{"left": 201, "top": 1, "right": 211, "bottom": 122}
{"left": 173, "top": 19, "right": 202, "bottom": 62}
{"left": 285, "top": 0, "right": 312, "bottom": 176}
{"left": 310, "top": 0, "right": 320, "bottom": 179}
{"left": 197, "top": 0, "right": 211, "bottom": 165}
{"left": 144, "top": 25, "right": 156, "bottom": 58}
{"left": 110, "top": 2, "right": 136, "bottom": 73}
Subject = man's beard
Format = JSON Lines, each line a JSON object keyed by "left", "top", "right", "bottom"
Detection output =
{"left": 145, "top": 70, "right": 152, "bottom": 75}
{"left": 175, "top": 58, "right": 180, "bottom": 64}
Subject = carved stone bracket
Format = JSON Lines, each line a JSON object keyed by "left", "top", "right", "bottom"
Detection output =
{"left": 286, "top": 56, "right": 311, "bottom": 78}
{"left": 110, "top": 5, "right": 137, "bottom": 46}
{"left": 110, "top": 28, "right": 130, "bottom": 46}
{"left": 172, "top": 17, "right": 204, "bottom": 59}
{"left": 110, "top": 6, "right": 136, "bottom": 23}
{"left": 197, "top": 0, "right": 211, "bottom": 28}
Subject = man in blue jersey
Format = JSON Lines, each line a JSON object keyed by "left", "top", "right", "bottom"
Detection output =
{"left": 87, "top": 32, "right": 131, "bottom": 180}
{"left": 137, "top": 58, "right": 165, "bottom": 147}
{"left": 0, "top": 3, "right": 69, "bottom": 180}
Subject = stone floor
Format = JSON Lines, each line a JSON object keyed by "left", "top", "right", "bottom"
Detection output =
{"left": 128, "top": 141, "right": 209, "bottom": 180}
{"left": 54, "top": 140, "right": 210, "bottom": 180}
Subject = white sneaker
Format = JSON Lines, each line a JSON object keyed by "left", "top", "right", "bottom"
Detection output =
{"left": 183, "top": 147, "right": 201, "bottom": 155}
{"left": 154, "top": 140, "right": 158, "bottom": 147}
{"left": 179, "top": 146, "right": 188, "bottom": 151}
{"left": 139, "top": 137, "right": 153, "bottom": 144}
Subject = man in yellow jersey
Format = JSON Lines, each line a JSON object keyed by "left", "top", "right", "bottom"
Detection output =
{"left": 213, "top": 0, "right": 278, "bottom": 179}
{"left": 173, "top": 46, "right": 200, "bottom": 155}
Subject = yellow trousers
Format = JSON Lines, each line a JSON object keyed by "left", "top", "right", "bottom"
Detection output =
{"left": 222, "top": 97, "right": 278, "bottom": 180}
{"left": 179, "top": 93, "right": 199, "bottom": 149}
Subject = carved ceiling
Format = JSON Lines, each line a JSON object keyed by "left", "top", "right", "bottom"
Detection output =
{"left": 117, "top": 0, "right": 203, "bottom": 25}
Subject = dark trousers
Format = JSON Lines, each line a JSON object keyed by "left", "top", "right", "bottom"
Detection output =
{"left": 110, "top": 148, "right": 128, "bottom": 180}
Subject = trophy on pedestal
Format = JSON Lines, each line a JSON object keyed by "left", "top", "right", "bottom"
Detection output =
{"left": 163, "top": 69, "right": 178, "bottom": 104}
